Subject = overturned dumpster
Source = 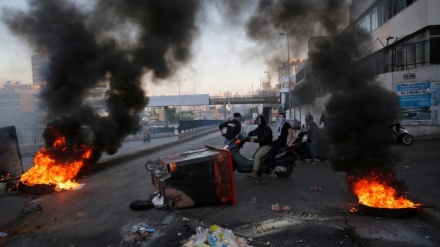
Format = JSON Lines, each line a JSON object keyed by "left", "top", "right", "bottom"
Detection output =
{"left": 146, "top": 145, "right": 236, "bottom": 209}
{"left": 0, "top": 126, "right": 24, "bottom": 193}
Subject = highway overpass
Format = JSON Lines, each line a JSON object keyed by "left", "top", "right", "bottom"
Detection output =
{"left": 147, "top": 94, "right": 279, "bottom": 107}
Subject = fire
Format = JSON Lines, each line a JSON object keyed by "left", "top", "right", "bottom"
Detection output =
{"left": 349, "top": 171, "right": 420, "bottom": 209}
{"left": 19, "top": 134, "right": 93, "bottom": 191}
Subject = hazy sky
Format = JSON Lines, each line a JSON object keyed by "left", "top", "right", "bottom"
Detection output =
{"left": 0, "top": 0, "right": 295, "bottom": 96}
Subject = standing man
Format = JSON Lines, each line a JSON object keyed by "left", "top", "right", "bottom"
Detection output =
{"left": 266, "top": 113, "right": 294, "bottom": 174}
{"left": 219, "top": 112, "right": 242, "bottom": 145}
{"left": 319, "top": 113, "right": 327, "bottom": 128}
{"left": 306, "top": 115, "right": 319, "bottom": 164}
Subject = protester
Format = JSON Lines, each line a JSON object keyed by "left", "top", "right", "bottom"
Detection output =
{"left": 266, "top": 113, "right": 294, "bottom": 175}
{"left": 246, "top": 114, "right": 273, "bottom": 180}
{"left": 305, "top": 115, "right": 319, "bottom": 164}
{"left": 142, "top": 122, "right": 149, "bottom": 134}
{"left": 319, "top": 113, "right": 328, "bottom": 128}
{"left": 219, "top": 112, "right": 242, "bottom": 145}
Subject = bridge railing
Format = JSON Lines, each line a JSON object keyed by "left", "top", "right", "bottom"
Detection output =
{"left": 209, "top": 95, "right": 279, "bottom": 104}
{"left": 178, "top": 120, "right": 223, "bottom": 132}
{"left": 16, "top": 120, "right": 224, "bottom": 145}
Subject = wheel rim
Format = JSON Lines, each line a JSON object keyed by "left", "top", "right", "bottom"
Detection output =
{"left": 145, "top": 161, "right": 156, "bottom": 171}
{"left": 402, "top": 135, "right": 413, "bottom": 144}
{"left": 275, "top": 163, "right": 294, "bottom": 177}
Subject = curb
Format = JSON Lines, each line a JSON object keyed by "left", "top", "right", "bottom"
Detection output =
{"left": 417, "top": 207, "right": 440, "bottom": 229}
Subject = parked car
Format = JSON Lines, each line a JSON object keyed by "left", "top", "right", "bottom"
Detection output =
{"left": 286, "top": 118, "right": 301, "bottom": 130}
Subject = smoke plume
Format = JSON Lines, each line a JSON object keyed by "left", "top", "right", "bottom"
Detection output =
{"left": 242, "top": 0, "right": 406, "bottom": 190}
{"left": 2, "top": 0, "right": 407, "bottom": 190}
{"left": 1, "top": 0, "right": 200, "bottom": 170}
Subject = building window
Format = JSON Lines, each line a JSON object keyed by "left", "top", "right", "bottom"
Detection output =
{"left": 357, "top": 18, "right": 369, "bottom": 32}
{"left": 370, "top": 8, "right": 378, "bottom": 31}
{"left": 358, "top": 0, "right": 417, "bottom": 33}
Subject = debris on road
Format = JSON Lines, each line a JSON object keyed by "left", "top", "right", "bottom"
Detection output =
{"left": 123, "top": 222, "right": 156, "bottom": 243}
{"left": 271, "top": 203, "right": 291, "bottom": 212}
{"left": 182, "top": 225, "right": 250, "bottom": 247}
{"left": 152, "top": 193, "right": 164, "bottom": 206}
{"left": 310, "top": 186, "right": 322, "bottom": 191}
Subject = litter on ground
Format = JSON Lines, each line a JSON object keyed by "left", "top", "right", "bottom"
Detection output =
{"left": 182, "top": 225, "right": 251, "bottom": 247}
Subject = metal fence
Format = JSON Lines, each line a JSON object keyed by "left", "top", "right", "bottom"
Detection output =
{"left": 16, "top": 128, "right": 45, "bottom": 145}
{"left": 15, "top": 120, "right": 223, "bottom": 145}
{"left": 364, "top": 38, "right": 440, "bottom": 76}
{"left": 179, "top": 120, "right": 223, "bottom": 132}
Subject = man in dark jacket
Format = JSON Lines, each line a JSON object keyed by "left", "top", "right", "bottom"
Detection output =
{"left": 219, "top": 112, "right": 242, "bottom": 145}
{"left": 266, "top": 113, "right": 294, "bottom": 175}
{"left": 306, "top": 115, "right": 319, "bottom": 164}
{"left": 246, "top": 114, "right": 272, "bottom": 180}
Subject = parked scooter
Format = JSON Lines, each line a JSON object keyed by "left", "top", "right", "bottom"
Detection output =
{"left": 224, "top": 126, "right": 298, "bottom": 177}
{"left": 389, "top": 123, "right": 414, "bottom": 145}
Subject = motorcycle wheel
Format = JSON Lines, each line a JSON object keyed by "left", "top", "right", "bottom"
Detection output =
{"left": 401, "top": 134, "right": 414, "bottom": 145}
{"left": 275, "top": 162, "right": 294, "bottom": 177}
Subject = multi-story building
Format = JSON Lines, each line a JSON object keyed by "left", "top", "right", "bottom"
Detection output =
{"left": 83, "top": 79, "right": 109, "bottom": 116}
{"left": 0, "top": 83, "right": 39, "bottom": 118}
{"left": 291, "top": 0, "right": 440, "bottom": 136}
{"left": 353, "top": 0, "right": 440, "bottom": 135}
{"left": 278, "top": 59, "right": 299, "bottom": 119}
{"left": 31, "top": 54, "right": 48, "bottom": 88}
{"left": 31, "top": 53, "right": 110, "bottom": 117}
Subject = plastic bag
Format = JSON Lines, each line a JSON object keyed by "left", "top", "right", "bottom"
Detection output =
{"left": 271, "top": 203, "right": 291, "bottom": 211}
{"left": 152, "top": 194, "right": 164, "bottom": 206}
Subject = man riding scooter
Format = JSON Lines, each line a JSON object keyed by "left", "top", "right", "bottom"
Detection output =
{"left": 246, "top": 114, "right": 273, "bottom": 180}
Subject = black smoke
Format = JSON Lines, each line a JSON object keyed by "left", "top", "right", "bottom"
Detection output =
{"left": 309, "top": 28, "right": 404, "bottom": 179}
{"left": 1, "top": 0, "right": 200, "bottom": 171}
{"left": 241, "top": 0, "right": 406, "bottom": 191}
{"left": 245, "top": 0, "right": 349, "bottom": 62}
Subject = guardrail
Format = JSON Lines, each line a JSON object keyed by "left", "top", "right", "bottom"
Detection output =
{"left": 16, "top": 128, "right": 45, "bottom": 145}
{"left": 16, "top": 120, "right": 223, "bottom": 145}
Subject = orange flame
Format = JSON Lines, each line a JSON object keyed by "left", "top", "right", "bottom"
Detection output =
{"left": 19, "top": 134, "right": 93, "bottom": 191}
{"left": 349, "top": 172, "right": 420, "bottom": 209}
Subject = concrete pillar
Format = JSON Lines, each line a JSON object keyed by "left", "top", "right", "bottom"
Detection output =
{"left": 163, "top": 106, "right": 169, "bottom": 123}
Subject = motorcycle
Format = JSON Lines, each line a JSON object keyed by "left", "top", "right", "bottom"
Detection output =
{"left": 224, "top": 127, "right": 298, "bottom": 177}
{"left": 143, "top": 132, "right": 151, "bottom": 143}
{"left": 389, "top": 123, "right": 414, "bottom": 145}
{"left": 290, "top": 127, "right": 327, "bottom": 161}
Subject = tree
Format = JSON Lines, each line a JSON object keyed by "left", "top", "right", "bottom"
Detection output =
{"left": 166, "top": 107, "right": 178, "bottom": 123}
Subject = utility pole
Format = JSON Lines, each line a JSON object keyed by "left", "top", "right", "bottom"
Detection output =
{"left": 279, "top": 32, "right": 291, "bottom": 118}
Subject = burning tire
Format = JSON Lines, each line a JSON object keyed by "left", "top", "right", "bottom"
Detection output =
{"left": 130, "top": 200, "right": 155, "bottom": 211}
{"left": 18, "top": 182, "right": 56, "bottom": 195}
{"left": 359, "top": 203, "right": 418, "bottom": 218}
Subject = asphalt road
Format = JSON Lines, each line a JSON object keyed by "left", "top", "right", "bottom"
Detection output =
{"left": 1, "top": 125, "right": 440, "bottom": 247}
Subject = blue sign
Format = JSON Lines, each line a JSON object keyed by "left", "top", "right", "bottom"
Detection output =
{"left": 396, "top": 82, "right": 430, "bottom": 108}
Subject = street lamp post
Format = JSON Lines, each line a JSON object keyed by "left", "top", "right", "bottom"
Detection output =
{"left": 279, "top": 32, "right": 291, "bottom": 118}
{"left": 172, "top": 79, "right": 186, "bottom": 120}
